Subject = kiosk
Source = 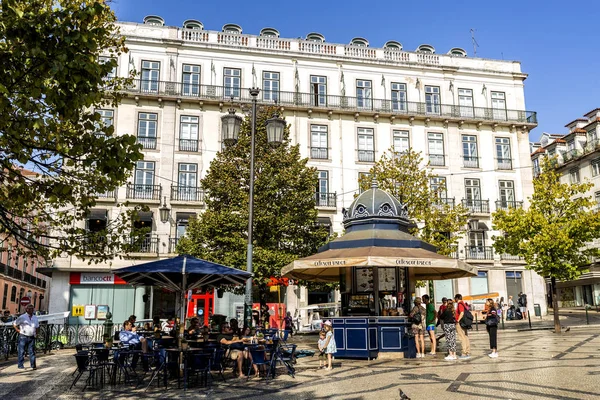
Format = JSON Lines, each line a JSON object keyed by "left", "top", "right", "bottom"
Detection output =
{"left": 283, "top": 180, "right": 477, "bottom": 359}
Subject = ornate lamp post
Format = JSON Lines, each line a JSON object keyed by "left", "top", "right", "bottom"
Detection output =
{"left": 221, "top": 88, "right": 285, "bottom": 328}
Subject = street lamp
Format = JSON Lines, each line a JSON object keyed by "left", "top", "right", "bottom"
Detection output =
{"left": 159, "top": 196, "right": 170, "bottom": 223}
{"left": 220, "top": 88, "right": 285, "bottom": 329}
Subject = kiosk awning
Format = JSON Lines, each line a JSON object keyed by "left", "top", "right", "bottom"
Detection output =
{"left": 282, "top": 246, "right": 477, "bottom": 282}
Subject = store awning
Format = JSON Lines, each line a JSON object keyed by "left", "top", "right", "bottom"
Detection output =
{"left": 281, "top": 246, "right": 477, "bottom": 282}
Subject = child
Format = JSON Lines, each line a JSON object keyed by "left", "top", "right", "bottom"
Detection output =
{"left": 322, "top": 320, "right": 337, "bottom": 370}
{"left": 317, "top": 330, "right": 327, "bottom": 369}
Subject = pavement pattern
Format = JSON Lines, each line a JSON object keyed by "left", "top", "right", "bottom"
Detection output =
{"left": 1, "top": 323, "right": 600, "bottom": 400}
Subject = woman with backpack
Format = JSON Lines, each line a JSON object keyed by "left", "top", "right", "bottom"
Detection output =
{"left": 409, "top": 297, "right": 426, "bottom": 358}
{"left": 485, "top": 298, "right": 499, "bottom": 358}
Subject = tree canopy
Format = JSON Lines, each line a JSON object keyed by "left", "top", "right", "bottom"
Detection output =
{"left": 0, "top": 0, "right": 143, "bottom": 261}
{"left": 493, "top": 156, "right": 600, "bottom": 332}
{"left": 359, "top": 148, "right": 469, "bottom": 256}
{"left": 177, "top": 106, "right": 330, "bottom": 289}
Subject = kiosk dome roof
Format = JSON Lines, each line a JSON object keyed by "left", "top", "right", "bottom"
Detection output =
{"left": 343, "top": 180, "right": 408, "bottom": 227}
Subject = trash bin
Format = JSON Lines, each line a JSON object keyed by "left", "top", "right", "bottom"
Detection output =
{"left": 534, "top": 303, "right": 541, "bottom": 317}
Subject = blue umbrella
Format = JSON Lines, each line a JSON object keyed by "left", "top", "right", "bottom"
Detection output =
{"left": 115, "top": 255, "right": 251, "bottom": 322}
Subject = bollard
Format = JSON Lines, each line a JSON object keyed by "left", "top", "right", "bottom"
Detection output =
{"left": 501, "top": 309, "right": 505, "bottom": 330}
{"left": 475, "top": 313, "right": 479, "bottom": 331}
{"left": 586, "top": 306, "right": 590, "bottom": 325}
{"left": 528, "top": 312, "right": 532, "bottom": 329}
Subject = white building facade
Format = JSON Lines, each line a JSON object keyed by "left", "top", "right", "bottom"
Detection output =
{"left": 47, "top": 15, "right": 547, "bottom": 324}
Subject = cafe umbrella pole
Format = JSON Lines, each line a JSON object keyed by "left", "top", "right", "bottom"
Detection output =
{"left": 180, "top": 257, "right": 187, "bottom": 348}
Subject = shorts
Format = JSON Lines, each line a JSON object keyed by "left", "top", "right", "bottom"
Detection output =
{"left": 412, "top": 324, "right": 424, "bottom": 336}
{"left": 426, "top": 325, "right": 435, "bottom": 332}
{"left": 318, "top": 352, "right": 326, "bottom": 360}
{"left": 229, "top": 349, "right": 241, "bottom": 360}
{"left": 519, "top": 307, "right": 526, "bottom": 313}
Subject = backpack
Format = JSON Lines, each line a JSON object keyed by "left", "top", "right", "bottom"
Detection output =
{"left": 459, "top": 303, "right": 474, "bottom": 329}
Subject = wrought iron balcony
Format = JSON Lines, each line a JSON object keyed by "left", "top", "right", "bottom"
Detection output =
{"left": 316, "top": 192, "right": 336, "bottom": 208}
{"left": 95, "top": 190, "right": 116, "bottom": 199}
{"left": 461, "top": 199, "right": 490, "bottom": 214}
{"left": 310, "top": 147, "right": 328, "bottom": 160}
{"left": 169, "top": 237, "right": 179, "bottom": 253}
{"left": 432, "top": 197, "right": 455, "bottom": 209}
{"left": 449, "top": 246, "right": 459, "bottom": 259}
{"left": 496, "top": 158, "right": 512, "bottom": 170}
{"left": 358, "top": 150, "right": 375, "bottom": 162}
{"left": 495, "top": 200, "right": 523, "bottom": 210}
{"left": 122, "top": 79, "right": 537, "bottom": 125}
{"left": 429, "top": 154, "right": 445, "bottom": 167}
{"left": 125, "top": 234, "right": 159, "bottom": 254}
{"left": 463, "top": 156, "right": 479, "bottom": 168}
{"left": 500, "top": 253, "right": 524, "bottom": 261}
{"left": 126, "top": 184, "right": 162, "bottom": 200}
{"left": 179, "top": 139, "right": 199, "bottom": 152}
{"left": 465, "top": 246, "right": 494, "bottom": 260}
{"left": 170, "top": 186, "right": 204, "bottom": 202}
{"left": 137, "top": 136, "right": 157, "bottom": 150}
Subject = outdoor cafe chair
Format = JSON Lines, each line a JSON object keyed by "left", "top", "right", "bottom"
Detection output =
{"left": 208, "top": 348, "right": 226, "bottom": 382}
{"left": 70, "top": 352, "right": 100, "bottom": 391}
{"left": 269, "top": 342, "right": 296, "bottom": 378}
{"left": 186, "top": 352, "right": 212, "bottom": 388}
{"left": 144, "top": 350, "right": 168, "bottom": 390}
{"left": 247, "top": 347, "right": 270, "bottom": 381}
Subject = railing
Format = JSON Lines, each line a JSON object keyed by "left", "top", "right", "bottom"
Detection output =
{"left": 432, "top": 197, "right": 455, "bottom": 208}
{"left": 429, "top": 154, "right": 445, "bottom": 167}
{"left": 95, "top": 190, "right": 116, "bottom": 199}
{"left": 256, "top": 37, "right": 291, "bottom": 50}
{"left": 121, "top": 80, "right": 537, "bottom": 124}
{"left": 501, "top": 253, "right": 524, "bottom": 261}
{"left": 179, "top": 139, "right": 199, "bottom": 152}
{"left": 344, "top": 45, "right": 377, "bottom": 59}
{"left": 126, "top": 183, "right": 162, "bottom": 200}
{"left": 496, "top": 158, "right": 513, "bottom": 170}
{"left": 316, "top": 192, "right": 336, "bottom": 208}
{"left": 217, "top": 32, "right": 249, "bottom": 46}
{"left": 461, "top": 199, "right": 490, "bottom": 214}
{"left": 169, "top": 237, "right": 179, "bottom": 253}
{"left": 463, "top": 156, "right": 479, "bottom": 168}
{"left": 125, "top": 234, "right": 159, "bottom": 254}
{"left": 358, "top": 150, "right": 375, "bottom": 162}
{"left": 170, "top": 185, "right": 204, "bottom": 202}
{"left": 310, "top": 147, "right": 328, "bottom": 160}
{"left": 448, "top": 247, "right": 458, "bottom": 259}
{"left": 137, "top": 136, "right": 157, "bottom": 150}
{"left": 79, "top": 236, "right": 109, "bottom": 254}
{"left": 495, "top": 200, "right": 523, "bottom": 210}
{"left": 0, "top": 262, "right": 46, "bottom": 288}
{"left": 465, "top": 246, "right": 494, "bottom": 260}
{"left": 298, "top": 41, "right": 337, "bottom": 54}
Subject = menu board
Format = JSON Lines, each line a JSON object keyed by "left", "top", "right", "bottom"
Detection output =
{"left": 355, "top": 267, "right": 374, "bottom": 292}
{"left": 378, "top": 268, "right": 396, "bottom": 291}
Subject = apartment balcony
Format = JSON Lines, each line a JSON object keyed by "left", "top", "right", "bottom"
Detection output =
{"left": 461, "top": 199, "right": 490, "bottom": 214}
{"left": 170, "top": 185, "right": 204, "bottom": 203}
{"left": 357, "top": 150, "right": 375, "bottom": 163}
{"left": 429, "top": 154, "right": 445, "bottom": 167}
{"left": 432, "top": 197, "right": 455, "bottom": 209}
{"left": 310, "top": 147, "right": 328, "bottom": 160}
{"left": 449, "top": 246, "right": 459, "bottom": 259}
{"left": 121, "top": 79, "right": 537, "bottom": 126}
{"left": 125, "top": 234, "right": 159, "bottom": 254}
{"left": 316, "top": 192, "right": 336, "bottom": 208}
{"left": 464, "top": 245, "right": 494, "bottom": 260}
{"left": 79, "top": 236, "right": 109, "bottom": 254}
{"left": 95, "top": 190, "right": 116, "bottom": 201}
{"left": 179, "top": 139, "right": 199, "bottom": 152}
{"left": 126, "top": 184, "right": 162, "bottom": 201}
{"left": 500, "top": 253, "right": 525, "bottom": 261}
{"left": 137, "top": 136, "right": 157, "bottom": 150}
{"left": 495, "top": 200, "right": 524, "bottom": 210}
{"left": 496, "top": 158, "right": 513, "bottom": 170}
{"left": 169, "top": 237, "right": 179, "bottom": 253}
{"left": 463, "top": 156, "right": 479, "bottom": 168}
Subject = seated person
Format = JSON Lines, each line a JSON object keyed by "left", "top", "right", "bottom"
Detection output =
{"left": 152, "top": 316, "right": 162, "bottom": 339}
{"left": 187, "top": 317, "right": 202, "bottom": 338}
{"left": 217, "top": 325, "right": 258, "bottom": 377}
{"left": 229, "top": 318, "right": 242, "bottom": 337}
{"left": 143, "top": 322, "right": 152, "bottom": 331}
{"left": 119, "top": 320, "right": 148, "bottom": 369}
{"left": 128, "top": 315, "right": 137, "bottom": 332}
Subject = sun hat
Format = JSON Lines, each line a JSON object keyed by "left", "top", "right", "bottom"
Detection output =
{"left": 324, "top": 320, "right": 332, "bottom": 326}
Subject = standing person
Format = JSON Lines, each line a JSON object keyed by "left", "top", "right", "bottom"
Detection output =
{"left": 322, "top": 320, "right": 337, "bottom": 370}
{"left": 13, "top": 304, "right": 39, "bottom": 370}
{"left": 436, "top": 297, "right": 448, "bottom": 342}
{"left": 283, "top": 311, "right": 294, "bottom": 336}
{"left": 485, "top": 298, "right": 499, "bottom": 358}
{"left": 422, "top": 294, "right": 436, "bottom": 356}
{"left": 441, "top": 299, "right": 457, "bottom": 361}
{"left": 518, "top": 292, "right": 528, "bottom": 319}
{"left": 316, "top": 330, "right": 327, "bottom": 369}
{"left": 409, "top": 297, "right": 426, "bottom": 358}
{"left": 454, "top": 294, "right": 471, "bottom": 359}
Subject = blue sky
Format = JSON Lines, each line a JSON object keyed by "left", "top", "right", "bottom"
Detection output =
{"left": 112, "top": 0, "right": 600, "bottom": 141}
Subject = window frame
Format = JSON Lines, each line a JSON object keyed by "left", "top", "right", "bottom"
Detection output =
{"left": 393, "top": 130, "right": 410, "bottom": 155}
{"left": 182, "top": 64, "right": 201, "bottom": 96}
{"left": 495, "top": 137, "right": 512, "bottom": 170}
{"left": 591, "top": 158, "right": 600, "bottom": 177}
{"left": 310, "top": 75, "right": 327, "bottom": 106}
{"left": 569, "top": 167, "right": 580, "bottom": 183}
{"left": 462, "top": 135, "right": 478, "bottom": 168}
{"left": 425, "top": 85, "right": 441, "bottom": 114}
{"left": 262, "top": 71, "right": 280, "bottom": 102}
{"left": 137, "top": 112, "right": 158, "bottom": 149}
{"left": 427, "top": 132, "right": 445, "bottom": 166}
{"left": 356, "top": 79, "right": 373, "bottom": 110}
{"left": 464, "top": 178, "right": 482, "bottom": 202}
{"left": 134, "top": 161, "right": 156, "bottom": 186}
{"left": 357, "top": 127, "right": 375, "bottom": 162}
{"left": 141, "top": 60, "right": 160, "bottom": 92}
{"left": 491, "top": 91, "right": 507, "bottom": 120}
{"left": 391, "top": 82, "right": 407, "bottom": 112}
{"left": 223, "top": 67, "right": 241, "bottom": 98}
{"left": 458, "top": 88, "right": 474, "bottom": 118}
{"left": 310, "top": 125, "right": 328, "bottom": 159}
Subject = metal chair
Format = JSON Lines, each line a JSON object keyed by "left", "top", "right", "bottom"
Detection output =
{"left": 187, "top": 352, "right": 212, "bottom": 388}
{"left": 247, "top": 347, "right": 270, "bottom": 381}
{"left": 70, "top": 352, "right": 99, "bottom": 391}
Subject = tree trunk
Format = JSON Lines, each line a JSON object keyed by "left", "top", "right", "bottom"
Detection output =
{"left": 551, "top": 276, "right": 561, "bottom": 334}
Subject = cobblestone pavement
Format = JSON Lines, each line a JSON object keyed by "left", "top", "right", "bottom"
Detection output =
{"left": 1, "top": 326, "right": 600, "bottom": 400}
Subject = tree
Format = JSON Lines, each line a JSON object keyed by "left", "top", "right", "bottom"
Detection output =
{"left": 177, "top": 106, "right": 330, "bottom": 326}
{"left": 0, "top": 1, "right": 143, "bottom": 261}
{"left": 359, "top": 148, "right": 469, "bottom": 256}
{"left": 492, "top": 157, "right": 600, "bottom": 333}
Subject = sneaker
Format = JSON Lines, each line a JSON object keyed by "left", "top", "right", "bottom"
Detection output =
{"left": 489, "top": 352, "right": 498, "bottom": 358}
{"left": 444, "top": 355, "right": 457, "bottom": 361}
{"left": 416, "top": 353, "right": 422, "bottom": 358}
{"left": 18, "top": 366, "right": 25, "bottom": 370}
{"left": 459, "top": 355, "right": 471, "bottom": 360}
{"left": 428, "top": 352, "right": 436, "bottom": 356}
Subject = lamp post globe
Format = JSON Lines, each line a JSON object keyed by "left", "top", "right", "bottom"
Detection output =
{"left": 266, "top": 114, "right": 286, "bottom": 144}
{"left": 159, "top": 196, "right": 170, "bottom": 223}
{"left": 221, "top": 109, "right": 242, "bottom": 145}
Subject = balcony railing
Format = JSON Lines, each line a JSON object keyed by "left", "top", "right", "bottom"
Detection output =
{"left": 432, "top": 197, "right": 455, "bottom": 208}
{"left": 465, "top": 246, "right": 494, "bottom": 260}
{"left": 496, "top": 158, "right": 513, "bottom": 170}
{"left": 501, "top": 253, "right": 524, "bottom": 261}
{"left": 495, "top": 200, "right": 523, "bottom": 210}
{"left": 137, "top": 136, "right": 157, "bottom": 150}
{"left": 179, "top": 139, "right": 199, "bottom": 152}
{"left": 316, "top": 192, "right": 336, "bottom": 208}
{"left": 96, "top": 190, "right": 116, "bottom": 199}
{"left": 169, "top": 237, "right": 179, "bottom": 253}
{"left": 358, "top": 150, "right": 375, "bottom": 162}
{"left": 463, "top": 156, "right": 479, "bottom": 168}
{"left": 429, "top": 154, "right": 445, "bottom": 167}
{"left": 125, "top": 234, "right": 159, "bottom": 254}
{"left": 170, "top": 186, "right": 204, "bottom": 202}
{"left": 449, "top": 246, "right": 459, "bottom": 259}
{"left": 310, "top": 147, "right": 328, "bottom": 160}
{"left": 462, "top": 199, "right": 490, "bottom": 214}
{"left": 126, "top": 184, "right": 162, "bottom": 200}
{"left": 122, "top": 79, "right": 537, "bottom": 125}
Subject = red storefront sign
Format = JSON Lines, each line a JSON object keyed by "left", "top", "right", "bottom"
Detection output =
{"left": 69, "top": 272, "right": 127, "bottom": 285}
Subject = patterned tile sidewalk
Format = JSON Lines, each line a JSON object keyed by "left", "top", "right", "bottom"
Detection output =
{"left": 1, "top": 326, "right": 599, "bottom": 399}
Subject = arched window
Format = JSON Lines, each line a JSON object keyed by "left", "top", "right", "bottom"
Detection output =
{"left": 417, "top": 44, "right": 435, "bottom": 54}
{"left": 350, "top": 37, "right": 369, "bottom": 47}
{"left": 222, "top": 24, "right": 242, "bottom": 34}
{"left": 143, "top": 15, "right": 165, "bottom": 26}
{"left": 10, "top": 286, "right": 16, "bottom": 302}
{"left": 306, "top": 32, "right": 325, "bottom": 42}
{"left": 260, "top": 28, "right": 280, "bottom": 37}
{"left": 384, "top": 41, "right": 403, "bottom": 50}
{"left": 448, "top": 47, "right": 467, "bottom": 57}
{"left": 183, "top": 20, "right": 203, "bottom": 30}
